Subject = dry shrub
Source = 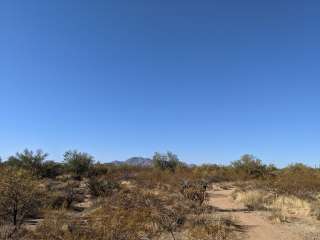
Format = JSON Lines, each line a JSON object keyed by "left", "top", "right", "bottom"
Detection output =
{"left": 187, "top": 214, "right": 237, "bottom": 240}
{"left": 135, "top": 168, "right": 179, "bottom": 191}
{"left": 152, "top": 207, "right": 184, "bottom": 240}
{"left": 0, "top": 168, "right": 44, "bottom": 227}
{"left": 0, "top": 223, "right": 29, "bottom": 240}
{"left": 270, "top": 195, "right": 311, "bottom": 217}
{"left": 180, "top": 180, "right": 208, "bottom": 206}
{"left": 268, "top": 164, "right": 320, "bottom": 200}
{"left": 233, "top": 190, "right": 267, "bottom": 210}
{"left": 192, "top": 165, "right": 237, "bottom": 183}
{"left": 87, "top": 177, "right": 120, "bottom": 197}
{"left": 87, "top": 188, "right": 190, "bottom": 240}
{"left": 268, "top": 209, "right": 288, "bottom": 224}
{"left": 28, "top": 211, "right": 73, "bottom": 240}
{"left": 45, "top": 181, "right": 84, "bottom": 210}
{"left": 87, "top": 189, "right": 162, "bottom": 240}
{"left": 311, "top": 201, "right": 320, "bottom": 220}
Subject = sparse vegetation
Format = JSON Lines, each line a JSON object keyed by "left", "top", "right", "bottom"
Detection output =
{"left": 1, "top": 150, "right": 320, "bottom": 239}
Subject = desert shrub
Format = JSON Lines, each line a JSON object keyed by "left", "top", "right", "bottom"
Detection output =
{"left": 153, "top": 152, "right": 184, "bottom": 172}
{"left": 63, "top": 150, "right": 94, "bottom": 178}
{"left": 268, "top": 209, "right": 288, "bottom": 223}
{"left": 134, "top": 168, "right": 177, "bottom": 191}
{"left": 46, "top": 192, "right": 67, "bottom": 209}
{"left": 0, "top": 168, "right": 43, "bottom": 227}
{"left": 40, "top": 161, "right": 64, "bottom": 179}
{"left": 87, "top": 163, "right": 109, "bottom": 177}
{"left": 109, "top": 164, "right": 141, "bottom": 181}
{"left": 231, "top": 154, "right": 270, "bottom": 180}
{"left": 188, "top": 214, "right": 237, "bottom": 240}
{"left": 87, "top": 177, "right": 120, "bottom": 197}
{"left": 46, "top": 181, "right": 82, "bottom": 210}
{"left": 88, "top": 189, "right": 162, "bottom": 240}
{"left": 311, "top": 201, "right": 320, "bottom": 220}
{"left": 63, "top": 182, "right": 80, "bottom": 209}
{"left": 28, "top": 211, "right": 77, "bottom": 240}
{"left": 5, "top": 149, "right": 48, "bottom": 178}
{"left": 270, "top": 195, "right": 311, "bottom": 217}
{"left": 180, "top": 180, "right": 208, "bottom": 206}
{"left": 267, "top": 163, "right": 320, "bottom": 199}
{"left": 192, "top": 165, "right": 237, "bottom": 183}
{"left": 233, "top": 190, "right": 266, "bottom": 210}
{"left": 0, "top": 223, "right": 29, "bottom": 240}
{"left": 152, "top": 207, "right": 184, "bottom": 240}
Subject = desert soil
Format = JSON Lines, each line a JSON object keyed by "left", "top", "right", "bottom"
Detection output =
{"left": 208, "top": 187, "right": 303, "bottom": 240}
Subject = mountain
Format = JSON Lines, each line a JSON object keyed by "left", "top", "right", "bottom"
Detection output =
{"left": 111, "top": 157, "right": 153, "bottom": 167}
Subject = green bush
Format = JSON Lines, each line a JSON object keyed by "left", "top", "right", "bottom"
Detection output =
{"left": 153, "top": 152, "right": 184, "bottom": 172}
{"left": 63, "top": 150, "right": 94, "bottom": 178}
{"left": 5, "top": 149, "right": 48, "bottom": 178}
{"left": 231, "top": 154, "right": 272, "bottom": 180}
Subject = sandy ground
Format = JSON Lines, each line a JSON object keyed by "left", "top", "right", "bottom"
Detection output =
{"left": 208, "top": 187, "right": 303, "bottom": 240}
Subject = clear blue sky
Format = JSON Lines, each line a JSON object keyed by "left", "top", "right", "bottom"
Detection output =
{"left": 0, "top": 0, "right": 319, "bottom": 166}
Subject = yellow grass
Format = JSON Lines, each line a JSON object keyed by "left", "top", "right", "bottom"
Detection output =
{"left": 271, "top": 195, "right": 311, "bottom": 217}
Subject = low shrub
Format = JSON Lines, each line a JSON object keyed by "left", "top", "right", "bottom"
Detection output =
{"left": 233, "top": 190, "right": 266, "bottom": 210}
{"left": 180, "top": 180, "right": 208, "bottom": 206}
{"left": 188, "top": 214, "right": 237, "bottom": 240}
{"left": 267, "top": 164, "right": 320, "bottom": 200}
{"left": 87, "top": 177, "right": 120, "bottom": 197}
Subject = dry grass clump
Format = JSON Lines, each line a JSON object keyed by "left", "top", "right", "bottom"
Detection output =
{"left": 268, "top": 209, "right": 288, "bottom": 224}
{"left": 233, "top": 190, "right": 267, "bottom": 210}
{"left": 233, "top": 186, "right": 314, "bottom": 223}
{"left": 270, "top": 195, "right": 311, "bottom": 217}
{"left": 27, "top": 211, "right": 74, "bottom": 240}
{"left": 0, "top": 223, "right": 29, "bottom": 240}
{"left": 187, "top": 214, "right": 238, "bottom": 240}
{"left": 311, "top": 201, "right": 320, "bottom": 220}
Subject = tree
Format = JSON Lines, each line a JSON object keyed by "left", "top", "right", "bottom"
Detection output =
{"left": 0, "top": 168, "right": 42, "bottom": 228}
{"left": 231, "top": 154, "right": 267, "bottom": 179}
{"left": 63, "top": 150, "right": 94, "bottom": 178}
{"left": 6, "top": 149, "right": 48, "bottom": 177}
{"left": 153, "top": 152, "right": 182, "bottom": 172}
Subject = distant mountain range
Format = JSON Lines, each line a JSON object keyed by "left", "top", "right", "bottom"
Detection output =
{"left": 110, "top": 157, "right": 193, "bottom": 167}
{"left": 111, "top": 157, "right": 153, "bottom": 167}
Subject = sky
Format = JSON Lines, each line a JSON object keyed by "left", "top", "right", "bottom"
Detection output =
{"left": 0, "top": 0, "right": 319, "bottom": 166}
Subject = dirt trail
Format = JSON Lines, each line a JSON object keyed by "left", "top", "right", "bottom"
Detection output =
{"left": 208, "top": 187, "right": 302, "bottom": 240}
